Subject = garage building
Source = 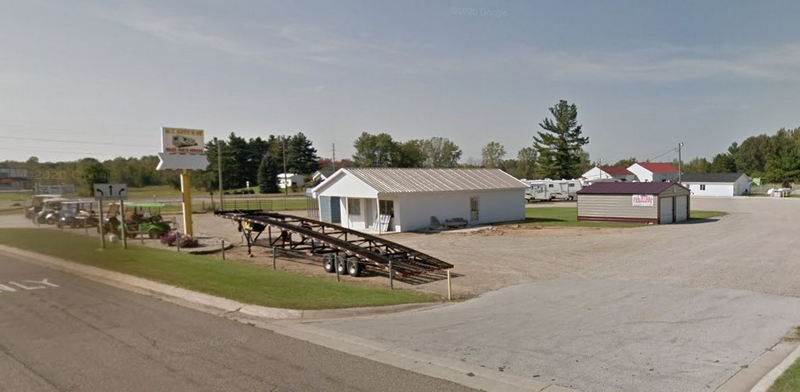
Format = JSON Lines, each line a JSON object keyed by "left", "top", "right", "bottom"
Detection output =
{"left": 577, "top": 182, "right": 690, "bottom": 224}
{"left": 681, "top": 172, "right": 750, "bottom": 197}
{"left": 312, "top": 168, "right": 526, "bottom": 232}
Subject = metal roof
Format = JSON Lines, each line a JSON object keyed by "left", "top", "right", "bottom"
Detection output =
{"left": 680, "top": 172, "right": 747, "bottom": 183}
{"left": 634, "top": 162, "right": 679, "bottom": 173}
{"left": 340, "top": 168, "right": 526, "bottom": 194}
{"left": 599, "top": 165, "right": 633, "bottom": 176}
{"left": 577, "top": 181, "right": 678, "bottom": 195}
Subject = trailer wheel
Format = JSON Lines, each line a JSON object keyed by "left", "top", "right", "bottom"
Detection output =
{"left": 347, "top": 259, "right": 362, "bottom": 277}
{"left": 322, "top": 255, "right": 336, "bottom": 273}
{"left": 337, "top": 257, "right": 348, "bottom": 275}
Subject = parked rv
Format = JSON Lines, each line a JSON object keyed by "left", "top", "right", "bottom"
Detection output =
{"left": 523, "top": 179, "right": 584, "bottom": 202}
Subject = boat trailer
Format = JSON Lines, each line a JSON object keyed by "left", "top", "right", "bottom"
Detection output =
{"left": 216, "top": 211, "right": 453, "bottom": 279}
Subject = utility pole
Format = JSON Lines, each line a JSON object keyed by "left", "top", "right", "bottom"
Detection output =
{"left": 332, "top": 143, "right": 336, "bottom": 170}
{"left": 282, "top": 136, "right": 288, "bottom": 209}
{"left": 677, "top": 142, "right": 684, "bottom": 183}
{"left": 216, "top": 137, "right": 223, "bottom": 211}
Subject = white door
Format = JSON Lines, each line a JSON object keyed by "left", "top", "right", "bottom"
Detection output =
{"left": 659, "top": 197, "right": 674, "bottom": 224}
{"left": 675, "top": 196, "right": 688, "bottom": 222}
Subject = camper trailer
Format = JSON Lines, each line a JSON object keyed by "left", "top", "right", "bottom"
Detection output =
{"left": 523, "top": 179, "right": 584, "bottom": 202}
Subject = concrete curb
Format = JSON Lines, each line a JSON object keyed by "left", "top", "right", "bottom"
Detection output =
{"left": 750, "top": 341, "right": 800, "bottom": 392}
{"left": 0, "top": 245, "right": 439, "bottom": 321}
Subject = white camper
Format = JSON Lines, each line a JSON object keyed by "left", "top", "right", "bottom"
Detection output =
{"left": 523, "top": 179, "right": 583, "bottom": 202}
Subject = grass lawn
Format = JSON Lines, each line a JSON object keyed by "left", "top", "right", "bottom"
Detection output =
{"left": 769, "top": 356, "right": 800, "bottom": 392}
{"left": 516, "top": 207, "right": 728, "bottom": 228}
{"left": 0, "top": 229, "right": 435, "bottom": 309}
{"left": 0, "top": 191, "right": 31, "bottom": 201}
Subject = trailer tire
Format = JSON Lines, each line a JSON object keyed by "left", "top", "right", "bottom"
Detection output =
{"left": 337, "top": 257, "right": 348, "bottom": 275}
{"left": 347, "top": 259, "right": 362, "bottom": 277}
{"left": 322, "top": 255, "right": 336, "bottom": 273}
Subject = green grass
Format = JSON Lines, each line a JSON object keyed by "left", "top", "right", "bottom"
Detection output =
{"left": 769, "top": 356, "right": 800, "bottom": 392}
{"left": 518, "top": 207, "right": 645, "bottom": 228}
{"left": 0, "top": 229, "right": 435, "bottom": 309}
{"left": 690, "top": 210, "right": 728, "bottom": 219}
{"left": 0, "top": 191, "right": 31, "bottom": 201}
{"left": 126, "top": 185, "right": 183, "bottom": 199}
{"left": 507, "top": 207, "right": 727, "bottom": 228}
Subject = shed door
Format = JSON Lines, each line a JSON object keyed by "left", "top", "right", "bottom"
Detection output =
{"left": 675, "top": 196, "right": 688, "bottom": 222}
{"left": 330, "top": 196, "right": 341, "bottom": 224}
{"left": 319, "top": 196, "right": 331, "bottom": 222}
{"left": 660, "top": 197, "right": 674, "bottom": 224}
{"left": 470, "top": 196, "right": 479, "bottom": 222}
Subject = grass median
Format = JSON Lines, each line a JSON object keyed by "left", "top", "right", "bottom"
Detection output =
{"left": 516, "top": 207, "right": 728, "bottom": 227}
{"left": 0, "top": 228, "right": 435, "bottom": 309}
{"left": 769, "top": 356, "right": 800, "bottom": 392}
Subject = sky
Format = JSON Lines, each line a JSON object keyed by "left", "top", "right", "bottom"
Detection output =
{"left": 2, "top": 0, "right": 800, "bottom": 164}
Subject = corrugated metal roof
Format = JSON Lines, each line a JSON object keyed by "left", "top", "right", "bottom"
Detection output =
{"left": 343, "top": 168, "right": 526, "bottom": 194}
{"left": 577, "top": 181, "right": 677, "bottom": 195}
{"left": 681, "top": 172, "right": 746, "bottom": 183}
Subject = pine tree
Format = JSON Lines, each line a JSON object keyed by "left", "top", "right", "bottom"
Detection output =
{"left": 534, "top": 100, "right": 589, "bottom": 179}
{"left": 257, "top": 151, "right": 280, "bottom": 194}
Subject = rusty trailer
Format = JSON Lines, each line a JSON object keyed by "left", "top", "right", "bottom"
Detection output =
{"left": 216, "top": 211, "right": 453, "bottom": 278}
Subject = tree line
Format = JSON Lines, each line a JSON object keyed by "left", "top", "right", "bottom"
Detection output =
{"left": 682, "top": 127, "right": 800, "bottom": 182}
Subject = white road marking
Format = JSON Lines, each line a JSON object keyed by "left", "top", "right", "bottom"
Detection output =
{"left": 0, "top": 279, "right": 58, "bottom": 294}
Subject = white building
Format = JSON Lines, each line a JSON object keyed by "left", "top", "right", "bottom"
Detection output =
{"left": 627, "top": 162, "right": 679, "bottom": 182}
{"left": 312, "top": 168, "right": 526, "bottom": 232}
{"left": 681, "top": 173, "right": 750, "bottom": 196}
{"left": 277, "top": 173, "right": 305, "bottom": 189}
{"left": 581, "top": 165, "right": 636, "bottom": 182}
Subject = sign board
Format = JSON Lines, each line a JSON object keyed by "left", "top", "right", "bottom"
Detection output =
{"left": 632, "top": 194, "right": 654, "bottom": 207}
{"left": 162, "top": 127, "right": 204, "bottom": 155}
{"left": 94, "top": 183, "right": 128, "bottom": 200}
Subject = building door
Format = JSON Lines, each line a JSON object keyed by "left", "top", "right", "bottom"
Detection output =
{"left": 675, "top": 196, "right": 688, "bottom": 222}
{"left": 470, "top": 196, "right": 479, "bottom": 222}
{"left": 330, "top": 196, "right": 341, "bottom": 223}
{"left": 659, "top": 197, "right": 674, "bottom": 224}
{"left": 379, "top": 200, "right": 394, "bottom": 231}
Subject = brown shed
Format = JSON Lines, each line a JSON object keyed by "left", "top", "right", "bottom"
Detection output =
{"left": 577, "top": 182, "right": 691, "bottom": 224}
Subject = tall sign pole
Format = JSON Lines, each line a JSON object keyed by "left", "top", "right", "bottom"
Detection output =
{"left": 678, "top": 142, "right": 684, "bottom": 183}
{"left": 157, "top": 127, "right": 208, "bottom": 237}
{"left": 282, "top": 136, "right": 288, "bottom": 209}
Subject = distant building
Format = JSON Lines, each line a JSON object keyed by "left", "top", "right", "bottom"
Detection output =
{"left": 312, "top": 168, "right": 526, "bottom": 232}
{"left": 277, "top": 173, "right": 305, "bottom": 189}
{"left": 627, "top": 162, "right": 679, "bottom": 182}
{"left": 681, "top": 173, "right": 750, "bottom": 197}
{"left": 0, "top": 167, "right": 32, "bottom": 190}
{"left": 581, "top": 165, "right": 636, "bottom": 182}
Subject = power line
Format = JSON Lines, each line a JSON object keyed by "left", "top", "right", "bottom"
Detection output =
{"left": 1, "top": 135, "right": 152, "bottom": 148}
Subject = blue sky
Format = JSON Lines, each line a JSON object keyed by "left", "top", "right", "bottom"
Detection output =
{"left": 2, "top": 0, "right": 800, "bottom": 164}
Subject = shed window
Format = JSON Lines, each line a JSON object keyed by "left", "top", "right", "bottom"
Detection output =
{"left": 347, "top": 198, "right": 361, "bottom": 215}
{"left": 700, "top": 184, "right": 706, "bottom": 190}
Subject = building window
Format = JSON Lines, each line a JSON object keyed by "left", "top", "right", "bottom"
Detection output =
{"left": 379, "top": 200, "right": 394, "bottom": 217}
{"left": 700, "top": 184, "right": 706, "bottom": 190}
{"left": 347, "top": 198, "right": 361, "bottom": 215}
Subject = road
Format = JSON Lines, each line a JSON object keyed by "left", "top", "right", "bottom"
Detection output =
{"left": 0, "top": 253, "right": 471, "bottom": 392}
{"left": 306, "top": 197, "right": 800, "bottom": 391}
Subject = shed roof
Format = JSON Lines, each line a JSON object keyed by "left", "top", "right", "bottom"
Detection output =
{"left": 634, "top": 162, "right": 679, "bottom": 173}
{"left": 577, "top": 181, "right": 677, "bottom": 195}
{"left": 681, "top": 172, "right": 746, "bottom": 183}
{"left": 321, "top": 168, "right": 526, "bottom": 194}
{"left": 600, "top": 165, "right": 633, "bottom": 176}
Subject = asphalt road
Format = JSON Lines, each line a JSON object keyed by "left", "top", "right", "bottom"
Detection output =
{"left": 0, "top": 253, "right": 471, "bottom": 392}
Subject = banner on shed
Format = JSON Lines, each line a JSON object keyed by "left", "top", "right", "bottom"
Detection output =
{"left": 632, "top": 194, "right": 654, "bottom": 207}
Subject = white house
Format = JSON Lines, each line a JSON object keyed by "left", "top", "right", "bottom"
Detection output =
{"left": 312, "top": 168, "right": 527, "bottom": 232}
{"left": 581, "top": 165, "right": 636, "bottom": 182}
{"left": 627, "top": 162, "right": 679, "bottom": 182}
{"left": 681, "top": 173, "right": 750, "bottom": 196}
{"left": 277, "top": 173, "right": 305, "bottom": 189}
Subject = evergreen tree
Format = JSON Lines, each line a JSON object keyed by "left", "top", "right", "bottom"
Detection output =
{"left": 257, "top": 151, "right": 280, "bottom": 193}
{"left": 286, "top": 132, "right": 320, "bottom": 173}
{"left": 534, "top": 100, "right": 589, "bottom": 179}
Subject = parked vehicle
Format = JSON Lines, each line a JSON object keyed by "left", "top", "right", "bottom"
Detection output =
{"left": 523, "top": 179, "right": 584, "bottom": 202}
{"left": 57, "top": 201, "right": 98, "bottom": 228}
{"left": 36, "top": 198, "right": 68, "bottom": 224}
{"left": 99, "top": 202, "right": 171, "bottom": 238}
{"left": 25, "top": 194, "right": 62, "bottom": 220}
